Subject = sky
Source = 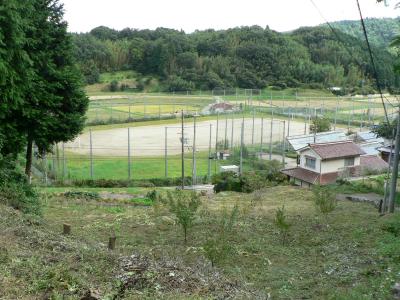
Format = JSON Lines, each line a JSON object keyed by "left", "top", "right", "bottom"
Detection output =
{"left": 63, "top": 0, "right": 399, "bottom": 33}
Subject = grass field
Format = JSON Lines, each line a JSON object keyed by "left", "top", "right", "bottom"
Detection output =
{"left": 1, "top": 185, "right": 399, "bottom": 298}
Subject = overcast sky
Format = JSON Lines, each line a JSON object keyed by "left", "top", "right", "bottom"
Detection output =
{"left": 63, "top": 0, "right": 399, "bottom": 33}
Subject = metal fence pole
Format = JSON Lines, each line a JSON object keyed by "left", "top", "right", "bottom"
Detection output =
{"left": 89, "top": 129, "right": 93, "bottom": 179}
{"left": 215, "top": 113, "right": 219, "bottom": 158}
{"left": 165, "top": 127, "right": 168, "bottom": 178}
{"left": 128, "top": 128, "right": 131, "bottom": 180}
{"left": 282, "top": 121, "right": 286, "bottom": 166}
{"left": 252, "top": 108, "right": 255, "bottom": 144}
{"left": 260, "top": 117, "right": 264, "bottom": 158}
{"left": 192, "top": 116, "right": 197, "bottom": 186}
{"left": 334, "top": 99, "right": 338, "bottom": 131}
{"left": 62, "top": 142, "right": 66, "bottom": 180}
{"left": 240, "top": 118, "right": 244, "bottom": 174}
{"left": 208, "top": 124, "right": 212, "bottom": 182}
{"left": 224, "top": 113, "right": 228, "bottom": 149}
{"left": 269, "top": 110, "right": 274, "bottom": 160}
{"left": 230, "top": 115, "right": 234, "bottom": 149}
{"left": 287, "top": 107, "right": 291, "bottom": 138}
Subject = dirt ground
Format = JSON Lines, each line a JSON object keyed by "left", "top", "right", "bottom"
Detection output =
{"left": 65, "top": 117, "right": 308, "bottom": 157}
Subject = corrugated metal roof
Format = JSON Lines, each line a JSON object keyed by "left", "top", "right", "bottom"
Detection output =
{"left": 359, "top": 142, "right": 382, "bottom": 156}
{"left": 356, "top": 131, "right": 384, "bottom": 143}
{"left": 287, "top": 131, "right": 348, "bottom": 151}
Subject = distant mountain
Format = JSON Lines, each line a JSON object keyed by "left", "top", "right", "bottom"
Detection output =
{"left": 328, "top": 17, "right": 400, "bottom": 49}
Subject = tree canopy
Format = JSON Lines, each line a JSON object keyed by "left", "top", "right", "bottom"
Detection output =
{"left": 72, "top": 23, "right": 399, "bottom": 93}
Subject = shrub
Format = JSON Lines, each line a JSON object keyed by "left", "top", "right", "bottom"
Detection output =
{"left": 274, "top": 206, "right": 291, "bottom": 245}
{"left": 212, "top": 172, "right": 242, "bottom": 193}
{"left": 166, "top": 190, "right": 201, "bottom": 243}
{"left": 312, "top": 185, "right": 337, "bottom": 221}
{"left": 109, "top": 80, "right": 119, "bottom": 92}
{"left": 310, "top": 116, "right": 331, "bottom": 133}
{"left": 203, "top": 205, "right": 239, "bottom": 267}
{"left": 0, "top": 157, "right": 41, "bottom": 216}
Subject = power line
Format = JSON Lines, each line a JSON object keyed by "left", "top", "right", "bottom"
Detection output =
{"left": 355, "top": 0, "right": 390, "bottom": 123}
{"left": 308, "top": 0, "right": 390, "bottom": 122}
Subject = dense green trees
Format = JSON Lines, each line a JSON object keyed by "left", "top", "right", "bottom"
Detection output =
{"left": 0, "top": 0, "right": 32, "bottom": 156}
{"left": 0, "top": 0, "right": 88, "bottom": 179}
{"left": 72, "top": 23, "right": 399, "bottom": 92}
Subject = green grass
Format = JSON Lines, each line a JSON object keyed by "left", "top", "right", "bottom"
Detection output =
{"left": 2, "top": 186, "right": 399, "bottom": 298}
{"left": 61, "top": 152, "right": 222, "bottom": 181}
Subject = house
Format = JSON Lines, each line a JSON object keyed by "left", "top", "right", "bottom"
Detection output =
{"left": 282, "top": 141, "right": 366, "bottom": 187}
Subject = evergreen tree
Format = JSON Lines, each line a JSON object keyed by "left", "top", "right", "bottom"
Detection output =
{"left": 20, "top": 0, "right": 88, "bottom": 178}
{"left": 0, "top": 0, "right": 32, "bottom": 156}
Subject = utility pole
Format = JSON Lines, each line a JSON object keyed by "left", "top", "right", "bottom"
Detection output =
{"left": 230, "top": 115, "right": 234, "bottom": 150}
{"left": 388, "top": 109, "right": 400, "bottom": 213}
{"left": 181, "top": 110, "right": 185, "bottom": 190}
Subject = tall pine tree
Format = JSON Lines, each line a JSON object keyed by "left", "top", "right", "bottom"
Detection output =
{"left": 0, "top": 0, "right": 32, "bottom": 156}
{"left": 21, "top": 0, "right": 88, "bottom": 179}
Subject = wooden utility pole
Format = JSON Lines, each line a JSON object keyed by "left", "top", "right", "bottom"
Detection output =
{"left": 388, "top": 109, "right": 400, "bottom": 213}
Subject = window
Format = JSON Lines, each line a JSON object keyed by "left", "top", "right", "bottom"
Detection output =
{"left": 305, "top": 156, "right": 316, "bottom": 169}
{"left": 344, "top": 157, "right": 355, "bottom": 167}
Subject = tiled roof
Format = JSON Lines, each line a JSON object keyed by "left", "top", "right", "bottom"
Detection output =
{"left": 307, "top": 141, "right": 365, "bottom": 160}
{"left": 360, "top": 155, "right": 388, "bottom": 171}
{"left": 281, "top": 167, "right": 341, "bottom": 185}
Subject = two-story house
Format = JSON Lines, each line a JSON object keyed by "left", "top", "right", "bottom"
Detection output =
{"left": 282, "top": 141, "right": 366, "bottom": 187}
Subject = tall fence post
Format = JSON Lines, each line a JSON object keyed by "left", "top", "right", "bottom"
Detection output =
{"left": 269, "top": 110, "right": 274, "bottom": 160}
{"left": 287, "top": 107, "right": 291, "bottom": 138}
{"left": 252, "top": 108, "right": 255, "bottom": 144}
{"left": 240, "top": 118, "right": 244, "bottom": 175}
{"left": 230, "top": 115, "right": 234, "bottom": 150}
{"left": 192, "top": 116, "right": 197, "bottom": 186}
{"left": 165, "top": 127, "right": 168, "bottom": 178}
{"left": 62, "top": 142, "right": 66, "bottom": 180}
{"left": 260, "top": 117, "right": 264, "bottom": 158}
{"left": 208, "top": 124, "right": 212, "bottom": 182}
{"left": 215, "top": 113, "right": 219, "bottom": 174}
{"left": 282, "top": 121, "right": 286, "bottom": 166}
{"left": 334, "top": 99, "right": 338, "bottom": 131}
{"left": 224, "top": 113, "right": 228, "bottom": 149}
{"left": 128, "top": 128, "right": 131, "bottom": 180}
{"left": 89, "top": 129, "right": 93, "bottom": 179}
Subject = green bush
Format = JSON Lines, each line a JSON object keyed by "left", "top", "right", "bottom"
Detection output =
{"left": 0, "top": 157, "right": 41, "bottom": 216}
{"left": 165, "top": 190, "right": 201, "bottom": 243}
{"left": 212, "top": 172, "right": 242, "bottom": 193}
{"left": 203, "top": 205, "right": 239, "bottom": 267}
{"left": 212, "top": 168, "right": 287, "bottom": 194}
{"left": 274, "top": 205, "right": 291, "bottom": 245}
{"left": 312, "top": 185, "right": 337, "bottom": 219}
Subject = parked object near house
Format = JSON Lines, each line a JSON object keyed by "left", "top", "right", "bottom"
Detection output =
{"left": 282, "top": 140, "right": 387, "bottom": 187}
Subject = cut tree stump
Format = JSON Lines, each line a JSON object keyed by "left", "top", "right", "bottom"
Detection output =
{"left": 63, "top": 223, "right": 71, "bottom": 235}
{"left": 108, "top": 236, "right": 116, "bottom": 250}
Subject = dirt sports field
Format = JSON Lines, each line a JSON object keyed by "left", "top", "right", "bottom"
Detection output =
{"left": 65, "top": 118, "right": 308, "bottom": 157}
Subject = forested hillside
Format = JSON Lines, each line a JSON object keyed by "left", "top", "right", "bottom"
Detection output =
{"left": 72, "top": 23, "right": 399, "bottom": 93}
{"left": 330, "top": 17, "right": 400, "bottom": 48}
